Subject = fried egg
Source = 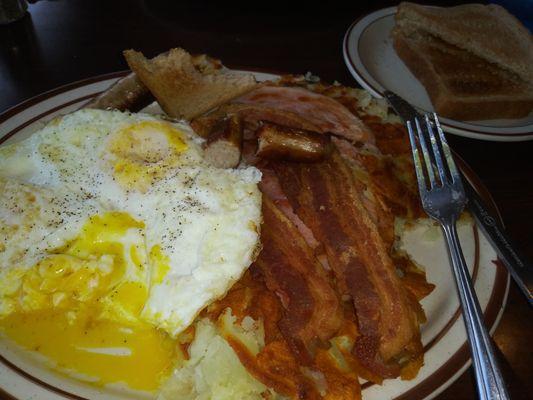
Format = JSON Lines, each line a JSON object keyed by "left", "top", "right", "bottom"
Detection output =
{"left": 0, "top": 109, "right": 262, "bottom": 391}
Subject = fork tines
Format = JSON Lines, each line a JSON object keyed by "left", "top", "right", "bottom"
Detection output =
{"left": 407, "top": 113, "right": 463, "bottom": 193}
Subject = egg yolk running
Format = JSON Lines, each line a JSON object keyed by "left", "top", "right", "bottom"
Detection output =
{"left": 0, "top": 212, "right": 181, "bottom": 392}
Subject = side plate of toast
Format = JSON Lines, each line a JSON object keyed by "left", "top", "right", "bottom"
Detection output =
{"left": 343, "top": 4, "right": 533, "bottom": 142}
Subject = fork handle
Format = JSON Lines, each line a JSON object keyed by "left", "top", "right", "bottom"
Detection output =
{"left": 441, "top": 221, "right": 510, "bottom": 400}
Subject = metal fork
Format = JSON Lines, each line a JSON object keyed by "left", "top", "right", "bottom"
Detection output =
{"left": 407, "top": 114, "right": 510, "bottom": 400}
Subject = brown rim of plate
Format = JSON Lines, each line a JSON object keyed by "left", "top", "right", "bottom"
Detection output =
{"left": 343, "top": 8, "right": 533, "bottom": 138}
{"left": 0, "top": 72, "right": 509, "bottom": 400}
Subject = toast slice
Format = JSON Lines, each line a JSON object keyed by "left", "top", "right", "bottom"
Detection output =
{"left": 396, "top": 2, "right": 533, "bottom": 84}
{"left": 124, "top": 48, "right": 258, "bottom": 120}
{"left": 392, "top": 28, "right": 533, "bottom": 120}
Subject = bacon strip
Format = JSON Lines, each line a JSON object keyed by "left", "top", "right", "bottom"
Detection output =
{"left": 236, "top": 85, "right": 374, "bottom": 144}
{"left": 332, "top": 137, "right": 395, "bottom": 249}
{"left": 259, "top": 168, "right": 321, "bottom": 251}
{"left": 272, "top": 150, "right": 418, "bottom": 377}
{"left": 254, "top": 196, "right": 343, "bottom": 363}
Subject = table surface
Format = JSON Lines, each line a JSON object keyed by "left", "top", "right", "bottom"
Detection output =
{"left": 0, "top": 1, "right": 531, "bottom": 399}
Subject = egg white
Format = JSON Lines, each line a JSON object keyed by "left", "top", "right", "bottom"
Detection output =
{"left": 0, "top": 109, "right": 262, "bottom": 337}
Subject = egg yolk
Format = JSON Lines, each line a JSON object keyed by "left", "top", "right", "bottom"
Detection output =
{"left": 107, "top": 121, "right": 188, "bottom": 192}
{"left": 149, "top": 245, "right": 171, "bottom": 285}
{"left": 0, "top": 212, "right": 182, "bottom": 392}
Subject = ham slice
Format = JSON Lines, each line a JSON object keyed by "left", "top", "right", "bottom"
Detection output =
{"left": 192, "top": 103, "right": 322, "bottom": 140}
{"left": 254, "top": 197, "right": 343, "bottom": 363}
{"left": 236, "top": 86, "right": 374, "bottom": 144}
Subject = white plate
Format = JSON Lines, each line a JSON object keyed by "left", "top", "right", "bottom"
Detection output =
{"left": 0, "top": 72, "right": 509, "bottom": 400}
{"left": 343, "top": 6, "right": 533, "bottom": 142}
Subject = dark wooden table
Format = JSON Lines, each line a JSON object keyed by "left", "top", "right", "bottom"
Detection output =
{"left": 1, "top": 1, "right": 531, "bottom": 399}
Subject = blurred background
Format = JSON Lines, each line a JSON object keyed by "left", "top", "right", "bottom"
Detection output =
{"left": 0, "top": 0, "right": 530, "bottom": 112}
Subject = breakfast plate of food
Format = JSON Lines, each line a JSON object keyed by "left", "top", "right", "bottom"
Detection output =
{"left": 343, "top": 3, "right": 533, "bottom": 141}
{"left": 0, "top": 48, "right": 508, "bottom": 400}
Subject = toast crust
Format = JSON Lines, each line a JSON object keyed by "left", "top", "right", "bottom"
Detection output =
{"left": 124, "top": 48, "right": 258, "bottom": 120}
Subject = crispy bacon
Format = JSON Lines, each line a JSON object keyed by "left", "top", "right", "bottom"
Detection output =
{"left": 330, "top": 137, "right": 395, "bottom": 250}
{"left": 254, "top": 197, "right": 343, "bottom": 363}
{"left": 235, "top": 86, "right": 374, "bottom": 144}
{"left": 272, "top": 150, "right": 419, "bottom": 378}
